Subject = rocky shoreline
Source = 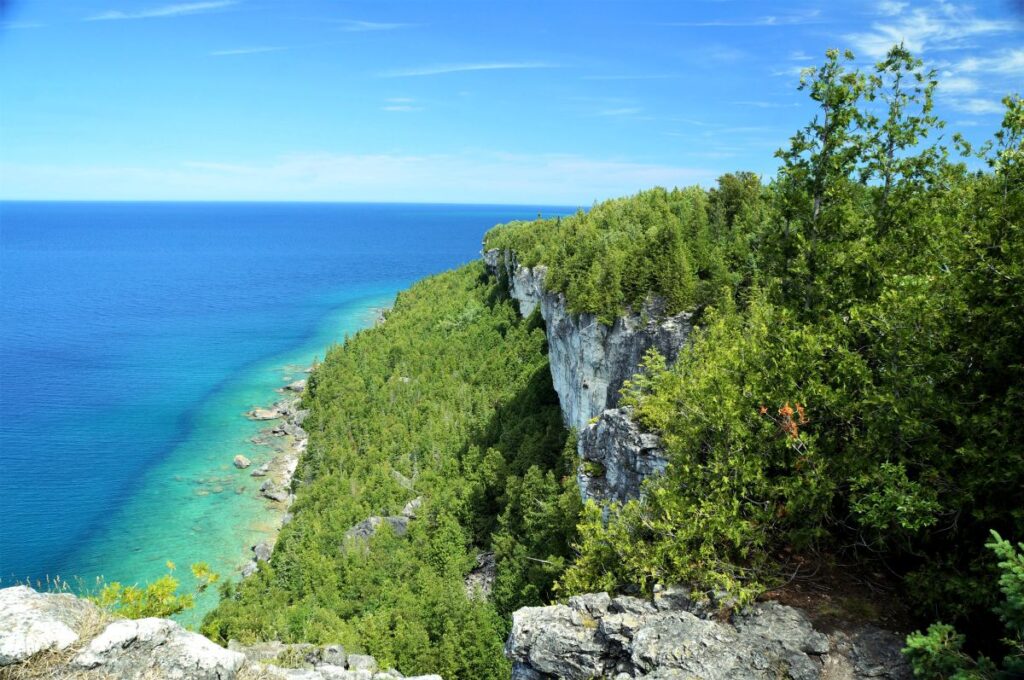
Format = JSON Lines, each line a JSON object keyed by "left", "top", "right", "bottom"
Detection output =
{"left": 238, "top": 370, "right": 312, "bottom": 579}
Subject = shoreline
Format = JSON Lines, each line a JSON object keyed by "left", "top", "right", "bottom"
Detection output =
{"left": 230, "top": 301, "right": 392, "bottom": 584}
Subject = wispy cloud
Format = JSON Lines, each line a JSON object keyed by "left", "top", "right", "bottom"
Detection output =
{"left": 86, "top": 1, "right": 236, "bottom": 21}
{"left": 2, "top": 21, "right": 45, "bottom": 29}
{"left": 583, "top": 74, "right": 680, "bottom": 81}
{"left": 210, "top": 46, "right": 284, "bottom": 56}
{"left": 846, "top": 1, "right": 1016, "bottom": 59}
{"left": 597, "top": 107, "right": 643, "bottom": 117}
{"left": 0, "top": 153, "right": 718, "bottom": 204}
{"left": 379, "top": 62, "right": 556, "bottom": 78}
{"left": 957, "top": 48, "right": 1024, "bottom": 76}
{"left": 938, "top": 74, "right": 979, "bottom": 94}
{"left": 336, "top": 19, "right": 412, "bottom": 32}
{"left": 382, "top": 98, "right": 421, "bottom": 112}
{"left": 947, "top": 97, "right": 1006, "bottom": 115}
{"left": 733, "top": 100, "right": 799, "bottom": 109}
{"left": 662, "top": 9, "right": 822, "bottom": 27}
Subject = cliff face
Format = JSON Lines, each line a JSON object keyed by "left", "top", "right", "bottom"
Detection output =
{"left": 485, "top": 249, "right": 683, "bottom": 504}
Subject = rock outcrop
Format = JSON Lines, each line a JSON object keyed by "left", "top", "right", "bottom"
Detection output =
{"left": 485, "top": 249, "right": 687, "bottom": 504}
{"left": 484, "top": 249, "right": 692, "bottom": 435}
{"left": 505, "top": 590, "right": 911, "bottom": 680}
{"left": 577, "top": 408, "right": 668, "bottom": 505}
{"left": 0, "top": 586, "right": 444, "bottom": 679}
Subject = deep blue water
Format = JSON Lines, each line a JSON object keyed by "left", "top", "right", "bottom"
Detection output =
{"left": 0, "top": 201, "right": 569, "bottom": 598}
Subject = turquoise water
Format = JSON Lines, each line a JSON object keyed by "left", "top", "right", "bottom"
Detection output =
{"left": 0, "top": 201, "right": 571, "bottom": 622}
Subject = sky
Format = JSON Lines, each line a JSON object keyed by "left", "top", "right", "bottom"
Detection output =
{"left": 0, "top": 0, "right": 1022, "bottom": 204}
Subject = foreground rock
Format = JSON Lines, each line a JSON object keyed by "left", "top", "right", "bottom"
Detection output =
{"left": 1, "top": 586, "right": 444, "bottom": 679}
{"left": 0, "top": 585, "right": 102, "bottom": 666}
{"left": 505, "top": 589, "right": 911, "bottom": 679}
{"left": 73, "top": 617, "right": 246, "bottom": 679}
{"left": 248, "top": 408, "right": 281, "bottom": 421}
{"left": 234, "top": 454, "right": 252, "bottom": 469}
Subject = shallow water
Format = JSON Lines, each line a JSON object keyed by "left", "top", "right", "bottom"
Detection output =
{"left": 0, "top": 201, "right": 570, "bottom": 621}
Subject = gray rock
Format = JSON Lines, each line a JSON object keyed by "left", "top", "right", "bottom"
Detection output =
{"left": 401, "top": 497, "right": 423, "bottom": 518}
{"left": 320, "top": 643, "right": 346, "bottom": 666}
{"left": 577, "top": 407, "right": 667, "bottom": 504}
{"left": 484, "top": 249, "right": 692, "bottom": 433}
{"left": 344, "top": 515, "right": 409, "bottom": 541}
{"left": 505, "top": 589, "right": 911, "bottom": 680}
{"left": 240, "top": 560, "right": 258, "bottom": 578}
{"left": 253, "top": 540, "right": 274, "bottom": 562}
{"left": 294, "top": 409, "right": 310, "bottom": 426}
{"left": 285, "top": 379, "right": 307, "bottom": 393}
{"left": 464, "top": 552, "right": 497, "bottom": 599}
{"left": 234, "top": 454, "right": 252, "bottom": 469}
{"left": 0, "top": 585, "right": 100, "bottom": 666}
{"left": 249, "top": 408, "right": 281, "bottom": 421}
{"left": 347, "top": 653, "right": 378, "bottom": 672}
{"left": 252, "top": 463, "right": 271, "bottom": 477}
{"left": 73, "top": 617, "right": 245, "bottom": 679}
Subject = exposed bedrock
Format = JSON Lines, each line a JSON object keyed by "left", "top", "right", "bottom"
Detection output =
{"left": 484, "top": 249, "right": 685, "bottom": 504}
{"left": 505, "top": 590, "right": 911, "bottom": 680}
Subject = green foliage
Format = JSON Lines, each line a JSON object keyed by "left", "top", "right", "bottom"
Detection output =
{"left": 484, "top": 184, "right": 753, "bottom": 323}
{"left": 904, "top": 532, "right": 1024, "bottom": 679}
{"left": 93, "top": 561, "right": 218, "bottom": 619}
{"left": 203, "top": 265, "right": 575, "bottom": 678}
{"left": 556, "top": 48, "right": 1024, "bottom": 665}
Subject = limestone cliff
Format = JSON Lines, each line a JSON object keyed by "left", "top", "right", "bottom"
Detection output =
{"left": 484, "top": 248, "right": 681, "bottom": 504}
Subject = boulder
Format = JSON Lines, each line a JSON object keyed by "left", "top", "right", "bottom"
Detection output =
{"left": 346, "top": 654, "right": 378, "bottom": 673}
{"left": 0, "top": 585, "right": 100, "bottom": 666}
{"left": 285, "top": 379, "right": 307, "bottom": 393}
{"left": 233, "top": 454, "right": 252, "bottom": 469}
{"left": 344, "top": 515, "right": 409, "bottom": 542}
{"left": 401, "top": 496, "right": 423, "bottom": 518}
{"left": 73, "top": 617, "right": 245, "bottom": 679}
{"left": 253, "top": 540, "right": 274, "bottom": 562}
{"left": 248, "top": 408, "right": 280, "bottom": 421}
{"left": 251, "top": 463, "right": 271, "bottom": 477}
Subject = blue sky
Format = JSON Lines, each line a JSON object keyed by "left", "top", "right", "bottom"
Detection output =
{"left": 1, "top": 1, "right": 1021, "bottom": 204}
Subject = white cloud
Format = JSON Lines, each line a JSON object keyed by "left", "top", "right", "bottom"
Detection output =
{"left": 663, "top": 9, "right": 822, "bottom": 27}
{"left": 846, "top": 1, "right": 1016, "bottom": 60}
{"left": 948, "top": 98, "right": 1005, "bottom": 114}
{"left": 877, "top": 1, "right": 908, "bottom": 17}
{"left": 0, "top": 152, "right": 717, "bottom": 204}
{"left": 958, "top": 48, "right": 1024, "bottom": 76}
{"left": 382, "top": 105, "right": 421, "bottom": 112}
{"left": 379, "top": 62, "right": 556, "bottom": 78}
{"left": 210, "top": 46, "right": 283, "bottom": 56}
{"left": 86, "top": 1, "right": 237, "bottom": 21}
{"left": 938, "top": 74, "right": 979, "bottom": 94}
{"left": 597, "top": 107, "right": 642, "bottom": 117}
{"left": 336, "top": 20, "right": 411, "bottom": 32}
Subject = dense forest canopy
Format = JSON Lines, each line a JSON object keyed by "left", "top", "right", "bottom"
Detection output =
{"left": 206, "top": 47, "right": 1023, "bottom": 678}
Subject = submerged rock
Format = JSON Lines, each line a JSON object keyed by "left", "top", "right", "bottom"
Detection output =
{"left": 234, "top": 454, "right": 252, "bottom": 469}
{"left": 248, "top": 408, "right": 281, "bottom": 421}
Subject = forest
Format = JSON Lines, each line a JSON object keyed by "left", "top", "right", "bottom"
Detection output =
{"left": 201, "top": 46, "right": 1022, "bottom": 678}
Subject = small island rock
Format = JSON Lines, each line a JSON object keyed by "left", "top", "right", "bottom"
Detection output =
{"left": 233, "top": 455, "right": 251, "bottom": 469}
